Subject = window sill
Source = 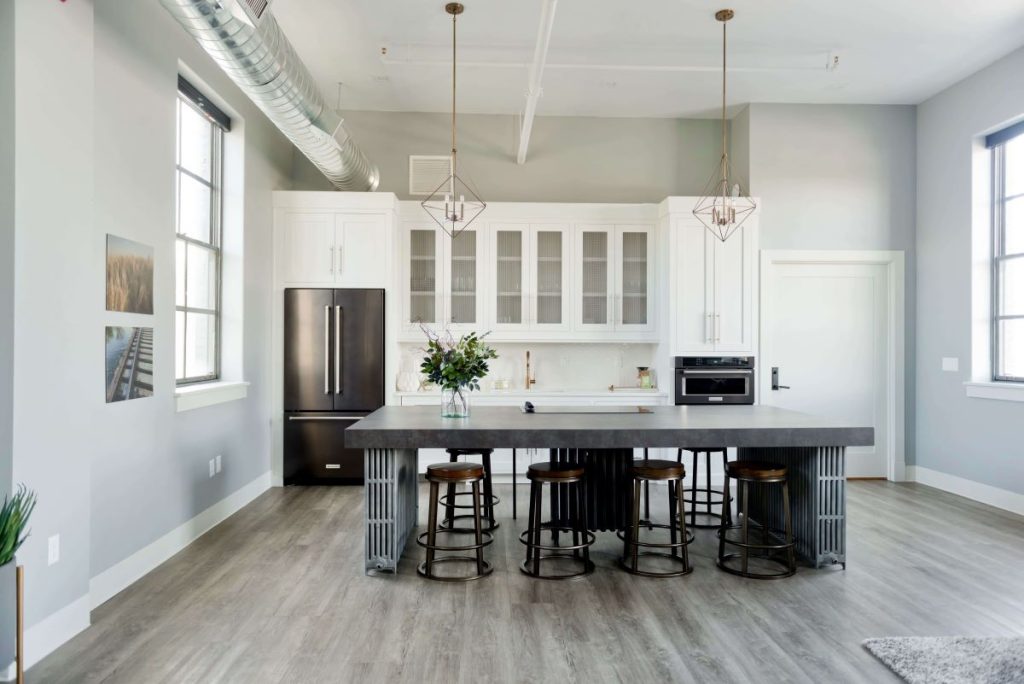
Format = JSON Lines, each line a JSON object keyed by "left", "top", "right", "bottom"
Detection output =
{"left": 175, "top": 380, "right": 249, "bottom": 413}
{"left": 964, "top": 381, "right": 1024, "bottom": 403}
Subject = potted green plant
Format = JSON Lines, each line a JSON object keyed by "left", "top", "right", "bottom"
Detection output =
{"left": 0, "top": 485, "right": 35, "bottom": 569}
{"left": 420, "top": 327, "right": 497, "bottom": 418}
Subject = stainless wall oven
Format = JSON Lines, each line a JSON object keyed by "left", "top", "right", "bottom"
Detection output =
{"left": 674, "top": 357, "right": 755, "bottom": 405}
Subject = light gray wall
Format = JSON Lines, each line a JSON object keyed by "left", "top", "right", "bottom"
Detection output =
{"left": 12, "top": 0, "right": 96, "bottom": 627}
{"left": 730, "top": 105, "right": 751, "bottom": 187}
{"left": 746, "top": 103, "right": 918, "bottom": 464}
{"left": 0, "top": 0, "right": 15, "bottom": 666}
{"left": 294, "top": 111, "right": 726, "bottom": 202}
{"left": 916, "top": 46, "right": 1024, "bottom": 493}
{"left": 6, "top": 0, "right": 301, "bottom": 651}
{"left": 88, "top": 0, "right": 295, "bottom": 577}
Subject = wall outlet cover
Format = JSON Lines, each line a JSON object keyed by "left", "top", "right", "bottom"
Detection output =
{"left": 209, "top": 459, "right": 216, "bottom": 478}
{"left": 215, "top": 454, "right": 222, "bottom": 473}
{"left": 942, "top": 357, "right": 959, "bottom": 372}
{"left": 48, "top": 535, "right": 60, "bottom": 566}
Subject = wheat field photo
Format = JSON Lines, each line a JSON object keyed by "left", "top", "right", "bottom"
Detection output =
{"left": 106, "top": 234, "right": 154, "bottom": 314}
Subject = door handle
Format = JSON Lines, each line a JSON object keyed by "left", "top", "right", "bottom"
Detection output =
{"left": 288, "top": 416, "right": 365, "bottom": 421}
{"left": 329, "top": 247, "right": 334, "bottom": 274}
{"left": 771, "top": 367, "right": 791, "bottom": 391}
{"left": 323, "top": 305, "right": 330, "bottom": 394}
{"left": 706, "top": 313, "right": 713, "bottom": 343}
{"left": 335, "top": 305, "right": 343, "bottom": 395}
{"left": 714, "top": 313, "right": 721, "bottom": 342}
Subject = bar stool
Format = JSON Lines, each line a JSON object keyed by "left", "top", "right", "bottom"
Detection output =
{"left": 678, "top": 447, "right": 733, "bottom": 529}
{"left": 417, "top": 462, "right": 493, "bottom": 582}
{"left": 440, "top": 448, "right": 500, "bottom": 532}
{"left": 618, "top": 459, "right": 694, "bottom": 577}
{"left": 520, "top": 462, "right": 595, "bottom": 580}
{"left": 717, "top": 460, "right": 796, "bottom": 580}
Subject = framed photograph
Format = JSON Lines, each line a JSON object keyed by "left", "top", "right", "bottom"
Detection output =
{"left": 106, "top": 235, "right": 154, "bottom": 314}
{"left": 105, "top": 326, "right": 154, "bottom": 403}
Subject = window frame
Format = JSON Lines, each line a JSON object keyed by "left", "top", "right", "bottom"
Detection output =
{"left": 991, "top": 132, "right": 1024, "bottom": 383}
{"left": 175, "top": 90, "right": 225, "bottom": 386}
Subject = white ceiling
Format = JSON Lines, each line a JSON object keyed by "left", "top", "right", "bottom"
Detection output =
{"left": 271, "top": 0, "right": 1024, "bottom": 119}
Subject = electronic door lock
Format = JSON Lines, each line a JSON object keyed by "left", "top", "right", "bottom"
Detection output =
{"left": 771, "top": 367, "right": 790, "bottom": 391}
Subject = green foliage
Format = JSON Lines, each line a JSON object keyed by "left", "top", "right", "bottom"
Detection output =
{"left": 419, "top": 327, "right": 498, "bottom": 391}
{"left": 0, "top": 484, "right": 36, "bottom": 567}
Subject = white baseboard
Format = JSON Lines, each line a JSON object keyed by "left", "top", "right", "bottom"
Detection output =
{"left": 0, "top": 593, "right": 91, "bottom": 677}
{"left": 89, "top": 470, "right": 272, "bottom": 610}
{"left": 909, "top": 465, "right": 1024, "bottom": 517}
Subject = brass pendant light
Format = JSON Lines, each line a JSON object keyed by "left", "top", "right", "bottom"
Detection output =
{"left": 421, "top": 2, "right": 486, "bottom": 238}
{"left": 693, "top": 9, "right": 756, "bottom": 242}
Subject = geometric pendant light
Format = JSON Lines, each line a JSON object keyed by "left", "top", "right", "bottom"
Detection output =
{"left": 421, "top": 2, "right": 486, "bottom": 238}
{"left": 693, "top": 9, "right": 756, "bottom": 242}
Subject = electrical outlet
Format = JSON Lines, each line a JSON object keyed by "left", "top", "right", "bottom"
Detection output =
{"left": 942, "top": 357, "right": 959, "bottom": 372}
{"left": 209, "top": 458, "right": 216, "bottom": 478}
{"left": 48, "top": 535, "right": 60, "bottom": 566}
{"left": 215, "top": 454, "right": 222, "bottom": 474}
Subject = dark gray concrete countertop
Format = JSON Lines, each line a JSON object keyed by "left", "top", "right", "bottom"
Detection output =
{"left": 345, "top": 405, "right": 874, "bottom": 449}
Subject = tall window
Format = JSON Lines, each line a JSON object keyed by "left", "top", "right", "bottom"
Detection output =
{"left": 175, "top": 77, "right": 230, "bottom": 384}
{"left": 990, "top": 122, "right": 1024, "bottom": 382}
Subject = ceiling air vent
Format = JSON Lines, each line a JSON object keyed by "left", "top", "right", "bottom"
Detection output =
{"left": 241, "top": 0, "right": 269, "bottom": 20}
{"left": 409, "top": 155, "right": 452, "bottom": 196}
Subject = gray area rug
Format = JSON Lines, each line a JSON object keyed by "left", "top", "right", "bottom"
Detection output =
{"left": 863, "top": 637, "right": 1024, "bottom": 684}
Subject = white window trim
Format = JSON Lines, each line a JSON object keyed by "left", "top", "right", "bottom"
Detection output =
{"left": 175, "top": 380, "right": 249, "bottom": 413}
{"left": 964, "top": 381, "right": 1024, "bottom": 403}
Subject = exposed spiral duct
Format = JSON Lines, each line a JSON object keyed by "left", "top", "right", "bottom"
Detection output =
{"left": 160, "top": 0, "right": 379, "bottom": 191}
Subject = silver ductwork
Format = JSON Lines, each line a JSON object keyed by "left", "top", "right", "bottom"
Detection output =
{"left": 160, "top": 0, "right": 379, "bottom": 191}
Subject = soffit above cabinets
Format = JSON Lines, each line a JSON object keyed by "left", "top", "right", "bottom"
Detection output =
{"left": 271, "top": 0, "right": 1024, "bottom": 118}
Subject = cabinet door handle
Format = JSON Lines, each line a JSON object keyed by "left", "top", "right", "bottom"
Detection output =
{"left": 336, "top": 245, "right": 342, "bottom": 276}
{"left": 715, "top": 313, "right": 721, "bottom": 342}
{"left": 329, "top": 247, "right": 334, "bottom": 274}
{"left": 706, "top": 313, "right": 713, "bottom": 343}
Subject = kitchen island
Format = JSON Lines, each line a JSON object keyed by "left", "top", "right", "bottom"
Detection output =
{"left": 345, "top": 405, "right": 873, "bottom": 574}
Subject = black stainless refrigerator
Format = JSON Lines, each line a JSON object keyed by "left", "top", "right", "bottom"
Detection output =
{"left": 284, "top": 288, "right": 384, "bottom": 485}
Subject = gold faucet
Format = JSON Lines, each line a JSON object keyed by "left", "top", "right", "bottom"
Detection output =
{"left": 525, "top": 350, "right": 536, "bottom": 390}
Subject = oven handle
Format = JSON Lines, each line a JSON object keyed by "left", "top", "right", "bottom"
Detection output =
{"left": 681, "top": 369, "right": 753, "bottom": 375}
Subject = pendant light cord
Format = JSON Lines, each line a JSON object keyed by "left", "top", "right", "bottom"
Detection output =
{"left": 451, "top": 9, "right": 457, "bottom": 183}
{"left": 721, "top": 18, "right": 728, "bottom": 192}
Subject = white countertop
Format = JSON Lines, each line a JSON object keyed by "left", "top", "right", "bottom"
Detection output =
{"left": 395, "top": 388, "right": 667, "bottom": 397}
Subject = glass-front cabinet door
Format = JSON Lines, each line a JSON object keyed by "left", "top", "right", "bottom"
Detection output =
{"left": 531, "top": 225, "right": 571, "bottom": 331}
{"left": 492, "top": 226, "right": 528, "bottom": 330}
{"left": 405, "top": 226, "right": 444, "bottom": 331}
{"left": 446, "top": 228, "right": 483, "bottom": 330}
{"left": 615, "top": 225, "right": 655, "bottom": 332}
{"left": 575, "top": 226, "right": 615, "bottom": 331}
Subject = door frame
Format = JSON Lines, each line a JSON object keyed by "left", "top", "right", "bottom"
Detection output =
{"left": 759, "top": 250, "right": 906, "bottom": 482}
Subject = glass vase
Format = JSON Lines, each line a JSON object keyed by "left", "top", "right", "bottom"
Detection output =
{"left": 441, "top": 386, "right": 470, "bottom": 418}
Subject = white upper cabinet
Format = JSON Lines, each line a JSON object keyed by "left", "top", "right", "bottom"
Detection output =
{"left": 530, "top": 224, "right": 571, "bottom": 331}
{"left": 575, "top": 225, "right": 615, "bottom": 332}
{"left": 615, "top": 225, "right": 655, "bottom": 333}
{"left": 670, "top": 207, "right": 758, "bottom": 355}
{"left": 280, "top": 213, "right": 335, "bottom": 284}
{"left": 278, "top": 208, "right": 391, "bottom": 288}
{"left": 446, "top": 227, "right": 484, "bottom": 332}
{"left": 574, "top": 224, "right": 656, "bottom": 336}
{"left": 487, "top": 223, "right": 572, "bottom": 335}
{"left": 403, "top": 225, "right": 444, "bottom": 331}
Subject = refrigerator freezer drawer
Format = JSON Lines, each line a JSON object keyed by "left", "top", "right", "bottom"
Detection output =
{"left": 284, "top": 413, "right": 367, "bottom": 485}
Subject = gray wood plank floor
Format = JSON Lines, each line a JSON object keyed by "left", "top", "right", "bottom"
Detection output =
{"left": 31, "top": 481, "right": 1024, "bottom": 683}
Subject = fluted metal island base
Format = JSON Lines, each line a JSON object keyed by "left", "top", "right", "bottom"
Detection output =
{"left": 348, "top": 405, "right": 872, "bottom": 574}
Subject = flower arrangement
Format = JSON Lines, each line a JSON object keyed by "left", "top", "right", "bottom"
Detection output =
{"left": 420, "top": 326, "right": 497, "bottom": 417}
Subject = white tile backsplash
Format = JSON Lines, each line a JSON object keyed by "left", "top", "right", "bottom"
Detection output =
{"left": 397, "top": 342, "right": 660, "bottom": 392}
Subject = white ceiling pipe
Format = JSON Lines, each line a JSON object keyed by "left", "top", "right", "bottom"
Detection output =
{"left": 160, "top": 0, "right": 379, "bottom": 191}
{"left": 516, "top": 0, "right": 558, "bottom": 165}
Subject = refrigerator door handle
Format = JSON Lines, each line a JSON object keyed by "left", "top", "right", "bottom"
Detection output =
{"left": 335, "top": 305, "right": 343, "bottom": 395}
{"left": 323, "top": 305, "right": 331, "bottom": 395}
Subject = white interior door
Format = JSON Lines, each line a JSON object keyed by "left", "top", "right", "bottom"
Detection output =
{"left": 761, "top": 259, "right": 890, "bottom": 478}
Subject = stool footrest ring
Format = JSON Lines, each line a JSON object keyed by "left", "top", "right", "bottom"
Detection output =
{"left": 417, "top": 556, "right": 493, "bottom": 582}
{"left": 519, "top": 527, "right": 596, "bottom": 553}
{"left": 416, "top": 530, "right": 494, "bottom": 553}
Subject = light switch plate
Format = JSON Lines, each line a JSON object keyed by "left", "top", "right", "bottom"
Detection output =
{"left": 48, "top": 535, "right": 60, "bottom": 566}
{"left": 942, "top": 357, "right": 959, "bottom": 372}
{"left": 215, "top": 454, "right": 222, "bottom": 473}
{"left": 209, "top": 459, "right": 216, "bottom": 478}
